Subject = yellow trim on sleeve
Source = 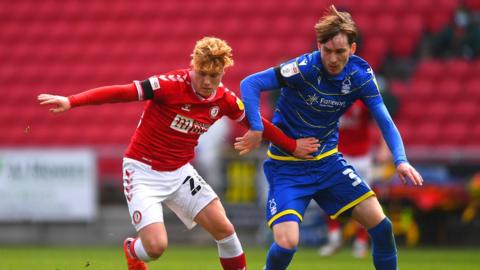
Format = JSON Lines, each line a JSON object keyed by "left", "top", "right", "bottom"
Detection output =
{"left": 267, "top": 147, "right": 338, "bottom": 161}
{"left": 267, "top": 209, "right": 303, "bottom": 227}
{"left": 330, "top": 191, "right": 376, "bottom": 219}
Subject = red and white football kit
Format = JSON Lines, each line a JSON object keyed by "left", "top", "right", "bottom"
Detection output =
{"left": 69, "top": 69, "right": 295, "bottom": 231}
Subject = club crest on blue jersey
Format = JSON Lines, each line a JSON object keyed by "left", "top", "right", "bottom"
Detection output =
{"left": 268, "top": 198, "right": 277, "bottom": 215}
{"left": 341, "top": 76, "right": 352, "bottom": 94}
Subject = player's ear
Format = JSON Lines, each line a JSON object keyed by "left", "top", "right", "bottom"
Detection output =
{"left": 317, "top": 42, "right": 322, "bottom": 51}
{"left": 350, "top": 42, "right": 357, "bottom": 55}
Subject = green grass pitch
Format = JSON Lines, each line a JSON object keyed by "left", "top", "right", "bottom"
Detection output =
{"left": 0, "top": 245, "right": 479, "bottom": 270}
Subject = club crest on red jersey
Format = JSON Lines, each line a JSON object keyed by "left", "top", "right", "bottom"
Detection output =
{"left": 209, "top": 106, "right": 220, "bottom": 118}
{"left": 132, "top": 210, "right": 142, "bottom": 224}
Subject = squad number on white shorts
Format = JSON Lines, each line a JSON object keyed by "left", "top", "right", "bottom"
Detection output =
{"left": 182, "top": 175, "right": 201, "bottom": 196}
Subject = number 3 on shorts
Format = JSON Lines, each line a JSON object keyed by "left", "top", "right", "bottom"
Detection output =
{"left": 182, "top": 175, "right": 202, "bottom": 196}
{"left": 342, "top": 168, "right": 362, "bottom": 187}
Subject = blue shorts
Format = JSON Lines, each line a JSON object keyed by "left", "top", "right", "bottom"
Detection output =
{"left": 263, "top": 153, "right": 375, "bottom": 227}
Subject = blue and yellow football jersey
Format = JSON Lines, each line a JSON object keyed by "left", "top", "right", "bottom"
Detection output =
{"left": 241, "top": 51, "right": 408, "bottom": 225}
{"left": 268, "top": 51, "right": 382, "bottom": 160}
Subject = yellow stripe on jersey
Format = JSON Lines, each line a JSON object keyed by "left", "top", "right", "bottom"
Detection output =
{"left": 330, "top": 191, "right": 376, "bottom": 219}
{"left": 267, "top": 147, "right": 338, "bottom": 161}
{"left": 268, "top": 209, "right": 303, "bottom": 227}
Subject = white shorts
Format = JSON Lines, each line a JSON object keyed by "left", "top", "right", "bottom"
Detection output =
{"left": 122, "top": 158, "right": 218, "bottom": 231}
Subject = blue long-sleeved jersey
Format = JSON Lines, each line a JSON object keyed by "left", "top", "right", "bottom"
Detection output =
{"left": 241, "top": 51, "right": 407, "bottom": 166}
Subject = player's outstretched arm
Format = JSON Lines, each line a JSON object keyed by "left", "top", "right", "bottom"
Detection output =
{"left": 38, "top": 94, "right": 71, "bottom": 114}
{"left": 38, "top": 84, "right": 139, "bottom": 114}
{"left": 396, "top": 162, "right": 423, "bottom": 186}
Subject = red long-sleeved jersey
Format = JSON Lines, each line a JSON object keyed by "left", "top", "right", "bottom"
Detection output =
{"left": 69, "top": 69, "right": 295, "bottom": 171}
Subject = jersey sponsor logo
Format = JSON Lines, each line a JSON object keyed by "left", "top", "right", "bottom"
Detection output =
{"left": 280, "top": 62, "right": 300, "bottom": 78}
{"left": 170, "top": 114, "right": 211, "bottom": 135}
{"left": 305, "top": 94, "right": 347, "bottom": 108}
{"left": 149, "top": 76, "right": 160, "bottom": 90}
{"left": 209, "top": 106, "right": 220, "bottom": 118}
{"left": 318, "top": 97, "right": 346, "bottom": 108}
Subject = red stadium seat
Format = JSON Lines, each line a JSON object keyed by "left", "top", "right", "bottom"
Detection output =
{"left": 464, "top": 78, "right": 480, "bottom": 101}
{"left": 414, "top": 59, "right": 445, "bottom": 80}
{"left": 424, "top": 101, "right": 449, "bottom": 122}
{"left": 414, "top": 121, "right": 441, "bottom": 145}
{"left": 465, "top": 0, "right": 480, "bottom": 10}
{"left": 435, "top": 78, "right": 462, "bottom": 101}
{"left": 453, "top": 100, "right": 478, "bottom": 123}
{"left": 389, "top": 80, "right": 410, "bottom": 101}
{"left": 390, "top": 34, "right": 418, "bottom": 58}
{"left": 398, "top": 101, "right": 425, "bottom": 122}
{"left": 350, "top": 0, "right": 383, "bottom": 16}
{"left": 466, "top": 123, "right": 480, "bottom": 146}
{"left": 444, "top": 58, "right": 471, "bottom": 80}
{"left": 438, "top": 121, "right": 469, "bottom": 146}
{"left": 360, "top": 36, "right": 388, "bottom": 70}
{"left": 383, "top": 0, "right": 409, "bottom": 16}
{"left": 409, "top": 78, "right": 436, "bottom": 101}
{"left": 426, "top": 12, "right": 452, "bottom": 33}
{"left": 410, "top": 0, "right": 434, "bottom": 14}
{"left": 395, "top": 120, "right": 414, "bottom": 145}
{"left": 375, "top": 14, "right": 397, "bottom": 39}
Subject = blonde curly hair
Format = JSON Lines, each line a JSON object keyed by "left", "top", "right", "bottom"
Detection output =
{"left": 190, "top": 37, "right": 234, "bottom": 74}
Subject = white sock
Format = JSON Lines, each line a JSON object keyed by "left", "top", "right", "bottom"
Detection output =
{"left": 329, "top": 229, "right": 341, "bottom": 244}
{"left": 215, "top": 233, "right": 243, "bottom": 258}
{"left": 134, "top": 238, "right": 154, "bottom": 262}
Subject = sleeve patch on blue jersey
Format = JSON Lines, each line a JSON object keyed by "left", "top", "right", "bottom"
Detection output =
{"left": 280, "top": 62, "right": 300, "bottom": 78}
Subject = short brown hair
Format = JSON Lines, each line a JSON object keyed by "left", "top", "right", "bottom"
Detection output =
{"left": 190, "top": 37, "right": 234, "bottom": 74}
{"left": 314, "top": 5, "right": 357, "bottom": 45}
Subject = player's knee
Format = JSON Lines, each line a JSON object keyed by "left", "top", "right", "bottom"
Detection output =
{"left": 144, "top": 238, "right": 168, "bottom": 259}
{"left": 274, "top": 233, "right": 298, "bottom": 250}
{"left": 376, "top": 217, "right": 393, "bottom": 235}
{"left": 214, "top": 221, "right": 236, "bottom": 240}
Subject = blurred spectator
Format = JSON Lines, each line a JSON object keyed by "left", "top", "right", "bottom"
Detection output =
{"left": 430, "top": 5, "right": 480, "bottom": 59}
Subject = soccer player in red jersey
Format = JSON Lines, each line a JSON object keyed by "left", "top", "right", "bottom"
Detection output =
{"left": 38, "top": 37, "right": 319, "bottom": 270}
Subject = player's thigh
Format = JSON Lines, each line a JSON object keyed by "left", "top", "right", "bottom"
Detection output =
{"left": 351, "top": 196, "right": 386, "bottom": 229}
{"left": 272, "top": 221, "right": 300, "bottom": 249}
{"left": 164, "top": 164, "right": 219, "bottom": 230}
{"left": 194, "top": 198, "right": 234, "bottom": 240}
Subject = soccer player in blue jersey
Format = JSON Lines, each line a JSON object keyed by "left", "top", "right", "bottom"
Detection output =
{"left": 234, "top": 5, "right": 423, "bottom": 270}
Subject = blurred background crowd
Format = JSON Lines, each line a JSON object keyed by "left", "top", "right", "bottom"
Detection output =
{"left": 0, "top": 0, "right": 479, "bottom": 248}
